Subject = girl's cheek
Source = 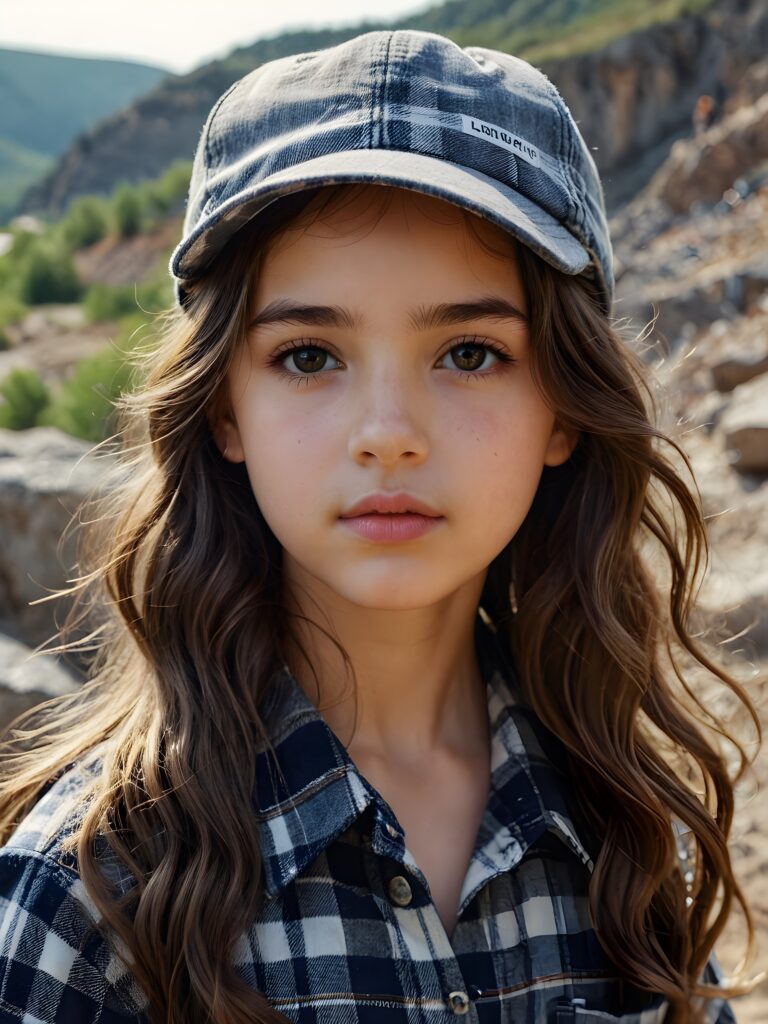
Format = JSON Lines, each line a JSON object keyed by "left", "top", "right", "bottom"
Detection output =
{"left": 465, "top": 407, "right": 505, "bottom": 444}
{"left": 451, "top": 405, "right": 520, "bottom": 458}
{"left": 254, "top": 416, "right": 333, "bottom": 480}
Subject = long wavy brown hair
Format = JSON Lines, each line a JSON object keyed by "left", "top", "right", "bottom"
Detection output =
{"left": 0, "top": 182, "right": 763, "bottom": 1024}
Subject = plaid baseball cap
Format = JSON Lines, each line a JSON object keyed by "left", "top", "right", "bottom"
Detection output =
{"left": 169, "top": 29, "right": 614, "bottom": 314}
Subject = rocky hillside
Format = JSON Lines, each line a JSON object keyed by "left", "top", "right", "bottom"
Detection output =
{"left": 605, "top": 71, "right": 768, "bottom": 1022}
{"left": 18, "top": 0, "right": 768, "bottom": 219}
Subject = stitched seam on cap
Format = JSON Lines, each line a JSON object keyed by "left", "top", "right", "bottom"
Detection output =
{"left": 371, "top": 31, "right": 394, "bottom": 149}
{"left": 550, "top": 88, "right": 580, "bottom": 234}
{"left": 204, "top": 76, "right": 247, "bottom": 173}
{"left": 573, "top": 135, "right": 587, "bottom": 238}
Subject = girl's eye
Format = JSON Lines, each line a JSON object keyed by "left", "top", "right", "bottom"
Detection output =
{"left": 266, "top": 336, "right": 516, "bottom": 386}
{"left": 446, "top": 339, "right": 515, "bottom": 377}
{"left": 273, "top": 344, "right": 338, "bottom": 380}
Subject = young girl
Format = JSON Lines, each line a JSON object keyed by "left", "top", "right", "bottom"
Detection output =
{"left": 0, "top": 28, "right": 762, "bottom": 1024}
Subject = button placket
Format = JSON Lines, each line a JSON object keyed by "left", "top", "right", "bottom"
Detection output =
{"left": 380, "top": 864, "right": 473, "bottom": 1020}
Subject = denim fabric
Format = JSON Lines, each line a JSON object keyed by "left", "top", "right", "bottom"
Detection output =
{"left": 0, "top": 616, "right": 736, "bottom": 1023}
{"left": 169, "top": 30, "right": 615, "bottom": 315}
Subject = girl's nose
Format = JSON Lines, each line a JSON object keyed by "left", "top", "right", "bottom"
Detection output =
{"left": 346, "top": 376, "right": 430, "bottom": 467}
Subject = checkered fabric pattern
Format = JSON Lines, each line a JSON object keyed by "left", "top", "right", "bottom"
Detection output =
{"left": 0, "top": 614, "right": 737, "bottom": 1023}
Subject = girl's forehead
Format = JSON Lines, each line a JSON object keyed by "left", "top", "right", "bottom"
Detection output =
{"left": 243, "top": 186, "right": 526, "bottom": 325}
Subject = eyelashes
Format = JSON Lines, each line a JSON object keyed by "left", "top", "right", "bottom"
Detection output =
{"left": 265, "top": 336, "right": 517, "bottom": 388}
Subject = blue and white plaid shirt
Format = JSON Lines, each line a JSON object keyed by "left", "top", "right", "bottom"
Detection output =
{"left": 0, "top": 615, "right": 737, "bottom": 1023}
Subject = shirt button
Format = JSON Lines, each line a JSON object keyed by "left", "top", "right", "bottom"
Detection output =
{"left": 387, "top": 874, "right": 413, "bottom": 906}
{"left": 448, "top": 991, "right": 470, "bottom": 1015}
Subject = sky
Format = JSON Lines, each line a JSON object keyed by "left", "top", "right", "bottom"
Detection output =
{"left": 2, "top": 0, "right": 435, "bottom": 74}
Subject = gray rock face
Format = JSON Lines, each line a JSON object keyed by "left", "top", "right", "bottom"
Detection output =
{"left": 711, "top": 350, "right": 768, "bottom": 393}
{"left": 0, "top": 631, "right": 80, "bottom": 735}
{"left": 647, "top": 91, "right": 768, "bottom": 214}
{"left": 611, "top": 76, "right": 768, "bottom": 670}
{"left": 695, "top": 477, "right": 768, "bottom": 657}
{"left": 0, "top": 427, "right": 105, "bottom": 648}
{"left": 717, "top": 374, "right": 768, "bottom": 474}
{"left": 610, "top": 88, "right": 768, "bottom": 354}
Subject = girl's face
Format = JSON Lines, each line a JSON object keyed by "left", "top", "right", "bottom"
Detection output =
{"left": 214, "top": 185, "right": 578, "bottom": 613}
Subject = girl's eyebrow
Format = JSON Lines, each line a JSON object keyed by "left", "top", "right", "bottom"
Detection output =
{"left": 248, "top": 295, "right": 529, "bottom": 332}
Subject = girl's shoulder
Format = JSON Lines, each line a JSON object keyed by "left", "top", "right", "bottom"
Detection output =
{"left": 0, "top": 750, "right": 149, "bottom": 1023}
{"left": 2, "top": 751, "right": 103, "bottom": 868}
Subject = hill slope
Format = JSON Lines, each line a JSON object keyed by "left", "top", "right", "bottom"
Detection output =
{"left": 0, "top": 48, "right": 172, "bottom": 156}
{"left": 0, "top": 47, "right": 173, "bottom": 220}
{"left": 14, "top": 0, "right": 768, "bottom": 218}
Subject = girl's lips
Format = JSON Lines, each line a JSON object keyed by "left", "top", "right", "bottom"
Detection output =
{"left": 339, "top": 491, "right": 442, "bottom": 517}
{"left": 338, "top": 512, "right": 444, "bottom": 542}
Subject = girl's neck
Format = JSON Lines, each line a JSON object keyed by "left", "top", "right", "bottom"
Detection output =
{"left": 281, "top": 600, "right": 490, "bottom": 765}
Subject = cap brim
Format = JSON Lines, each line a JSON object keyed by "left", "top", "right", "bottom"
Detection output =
{"left": 171, "top": 148, "right": 590, "bottom": 293}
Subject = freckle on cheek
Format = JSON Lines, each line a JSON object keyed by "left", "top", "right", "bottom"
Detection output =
{"left": 466, "top": 409, "right": 500, "bottom": 440}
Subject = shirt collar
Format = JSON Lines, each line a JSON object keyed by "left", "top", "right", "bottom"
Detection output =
{"left": 253, "top": 611, "right": 597, "bottom": 900}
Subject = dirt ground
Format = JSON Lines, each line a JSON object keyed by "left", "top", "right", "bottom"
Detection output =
{"left": 710, "top": 656, "right": 768, "bottom": 1023}
{"left": 1, "top": 305, "right": 116, "bottom": 385}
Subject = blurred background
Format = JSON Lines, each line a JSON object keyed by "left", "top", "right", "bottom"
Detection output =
{"left": 0, "top": 0, "right": 766, "bottom": 1017}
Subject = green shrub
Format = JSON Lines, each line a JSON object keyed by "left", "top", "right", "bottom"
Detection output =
{"left": 60, "top": 196, "right": 110, "bottom": 250}
{"left": 0, "top": 367, "right": 51, "bottom": 429}
{"left": 115, "top": 309, "right": 159, "bottom": 350}
{"left": 140, "top": 160, "right": 192, "bottom": 228}
{"left": 0, "top": 296, "right": 28, "bottom": 330}
{"left": 16, "top": 239, "right": 82, "bottom": 304}
{"left": 40, "top": 318, "right": 150, "bottom": 442}
{"left": 154, "top": 160, "right": 192, "bottom": 209}
{"left": 83, "top": 283, "right": 141, "bottom": 323}
{"left": 83, "top": 280, "right": 170, "bottom": 323}
{"left": 112, "top": 184, "right": 142, "bottom": 238}
{"left": 0, "top": 230, "right": 41, "bottom": 296}
{"left": 101, "top": 163, "right": 192, "bottom": 238}
{"left": 40, "top": 348, "right": 133, "bottom": 442}
{"left": 6, "top": 228, "right": 41, "bottom": 261}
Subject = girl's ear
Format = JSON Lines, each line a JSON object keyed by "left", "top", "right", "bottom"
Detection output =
{"left": 543, "top": 420, "right": 580, "bottom": 467}
{"left": 208, "top": 402, "right": 246, "bottom": 463}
